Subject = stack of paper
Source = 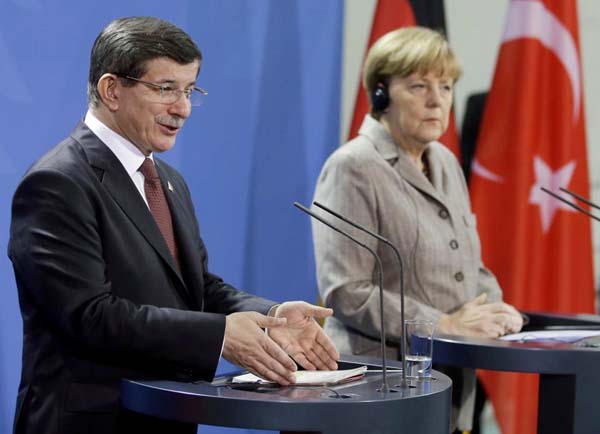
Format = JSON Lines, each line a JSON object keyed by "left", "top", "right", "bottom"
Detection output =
{"left": 231, "top": 365, "right": 368, "bottom": 386}
{"left": 500, "top": 329, "right": 600, "bottom": 343}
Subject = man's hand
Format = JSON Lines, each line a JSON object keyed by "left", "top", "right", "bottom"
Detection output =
{"left": 222, "top": 312, "right": 297, "bottom": 385}
{"left": 269, "top": 301, "right": 340, "bottom": 371}
{"left": 437, "top": 293, "right": 524, "bottom": 338}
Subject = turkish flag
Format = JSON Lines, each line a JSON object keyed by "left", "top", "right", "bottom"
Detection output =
{"left": 347, "top": 0, "right": 460, "bottom": 158}
{"left": 469, "top": 1, "right": 595, "bottom": 433}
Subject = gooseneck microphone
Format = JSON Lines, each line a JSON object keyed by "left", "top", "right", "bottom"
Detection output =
{"left": 541, "top": 187, "right": 600, "bottom": 222}
{"left": 559, "top": 187, "right": 600, "bottom": 211}
{"left": 294, "top": 202, "right": 393, "bottom": 393}
{"left": 313, "top": 201, "right": 408, "bottom": 389}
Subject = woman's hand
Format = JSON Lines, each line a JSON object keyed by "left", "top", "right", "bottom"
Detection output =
{"left": 437, "top": 293, "right": 524, "bottom": 338}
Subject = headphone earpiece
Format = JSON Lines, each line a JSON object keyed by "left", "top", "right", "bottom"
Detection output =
{"left": 370, "top": 82, "right": 390, "bottom": 112}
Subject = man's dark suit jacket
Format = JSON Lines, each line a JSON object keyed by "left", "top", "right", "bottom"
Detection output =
{"left": 8, "top": 122, "right": 275, "bottom": 434}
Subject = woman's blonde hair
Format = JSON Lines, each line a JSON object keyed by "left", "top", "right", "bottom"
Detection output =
{"left": 363, "top": 26, "right": 462, "bottom": 118}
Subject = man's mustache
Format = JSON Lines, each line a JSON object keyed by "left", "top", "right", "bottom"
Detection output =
{"left": 156, "top": 116, "right": 185, "bottom": 128}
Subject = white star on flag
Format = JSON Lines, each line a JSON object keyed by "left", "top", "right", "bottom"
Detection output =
{"left": 529, "top": 156, "right": 577, "bottom": 233}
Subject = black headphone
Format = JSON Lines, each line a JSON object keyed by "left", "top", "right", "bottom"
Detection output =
{"left": 370, "top": 81, "right": 390, "bottom": 112}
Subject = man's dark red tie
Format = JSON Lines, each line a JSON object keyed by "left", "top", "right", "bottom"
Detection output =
{"left": 139, "top": 158, "right": 180, "bottom": 269}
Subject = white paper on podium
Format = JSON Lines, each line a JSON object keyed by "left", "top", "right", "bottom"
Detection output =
{"left": 231, "top": 365, "right": 368, "bottom": 386}
{"left": 500, "top": 329, "right": 600, "bottom": 343}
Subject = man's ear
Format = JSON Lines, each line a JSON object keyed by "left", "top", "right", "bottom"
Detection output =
{"left": 97, "top": 73, "right": 120, "bottom": 111}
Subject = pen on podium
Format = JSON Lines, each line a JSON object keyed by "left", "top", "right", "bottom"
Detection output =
{"left": 313, "top": 201, "right": 408, "bottom": 389}
{"left": 293, "top": 202, "right": 394, "bottom": 393}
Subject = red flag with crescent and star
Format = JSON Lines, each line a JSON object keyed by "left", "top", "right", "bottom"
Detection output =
{"left": 470, "top": 1, "right": 595, "bottom": 433}
{"left": 347, "top": 0, "right": 460, "bottom": 158}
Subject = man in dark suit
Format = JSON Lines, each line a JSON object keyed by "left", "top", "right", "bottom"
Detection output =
{"left": 8, "top": 16, "right": 339, "bottom": 434}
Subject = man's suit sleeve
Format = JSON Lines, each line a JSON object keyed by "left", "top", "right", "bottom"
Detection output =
{"left": 9, "top": 168, "right": 225, "bottom": 380}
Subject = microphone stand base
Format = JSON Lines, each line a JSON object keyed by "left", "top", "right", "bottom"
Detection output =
{"left": 376, "top": 385, "right": 399, "bottom": 394}
{"left": 393, "top": 380, "right": 410, "bottom": 389}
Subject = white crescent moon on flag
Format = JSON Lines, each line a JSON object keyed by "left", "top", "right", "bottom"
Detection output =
{"left": 471, "top": 159, "right": 504, "bottom": 183}
{"left": 472, "top": 0, "right": 582, "bottom": 183}
{"left": 502, "top": 0, "right": 581, "bottom": 121}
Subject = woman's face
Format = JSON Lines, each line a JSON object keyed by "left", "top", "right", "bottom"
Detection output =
{"left": 382, "top": 71, "right": 453, "bottom": 148}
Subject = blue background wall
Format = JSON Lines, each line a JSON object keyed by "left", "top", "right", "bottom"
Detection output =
{"left": 0, "top": 1, "right": 342, "bottom": 432}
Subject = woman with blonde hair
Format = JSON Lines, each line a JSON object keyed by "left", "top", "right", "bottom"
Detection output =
{"left": 312, "top": 27, "right": 523, "bottom": 432}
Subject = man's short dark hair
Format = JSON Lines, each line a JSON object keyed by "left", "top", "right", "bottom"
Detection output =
{"left": 87, "top": 16, "right": 202, "bottom": 108}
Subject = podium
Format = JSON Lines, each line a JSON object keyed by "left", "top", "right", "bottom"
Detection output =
{"left": 121, "top": 355, "right": 452, "bottom": 434}
{"left": 433, "top": 311, "right": 600, "bottom": 434}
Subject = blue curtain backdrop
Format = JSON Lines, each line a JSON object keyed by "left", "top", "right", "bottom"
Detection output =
{"left": 0, "top": 1, "right": 342, "bottom": 433}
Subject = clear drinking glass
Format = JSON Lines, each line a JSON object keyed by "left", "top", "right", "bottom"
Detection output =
{"left": 404, "top": 319, "right": 434, "bottom": 379}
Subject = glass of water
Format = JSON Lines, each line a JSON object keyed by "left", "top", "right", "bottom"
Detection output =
{"left": 404, "top": 319, "right": 434, "bottom": 379}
